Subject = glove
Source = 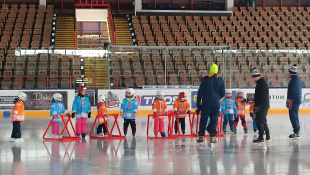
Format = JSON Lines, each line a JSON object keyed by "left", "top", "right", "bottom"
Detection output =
{"left": 187, "top": 110, "right": 191, "bottom": 114}
{"left": 234, "top": 114, "right": 237, "bottom": 118}
{"left": 66, "top": 113, "right": 71, "bottom": 118}
{"left": 286, "top": 99, "right": 293, "bottom": 109}
{"left": 195, "top": 108, "right": 201, "bottom": 115}
{"left": 88, "top": 112, "right": 91, "bottom": 118}
{"left": 120, "top": 112, "right": 123, "bottom": 117}
{"left": 174, "top": 110, "right": 179, "bottom": 114}
{"left": 71, "top": 113, "right": 75, "bottom": 118}
{"left": 243, "top": 98, "right": 247, "bottom": 103}
{"left": 164, "top": 112, "right": 168, "bottom": 116}
{"left": 56, "top": 115, "right": 61, "bottom": 119}
{"left": 153, "top": 112, "right": 157, "bottom": 116}
{"left": 254, "top": 107, "right": 259, "bottom": 113}
{"left": 132, "top": 113, "right": 137, "bottom": 118}
{"left": 250, "top": 112, "right": 254, "bottom": 118}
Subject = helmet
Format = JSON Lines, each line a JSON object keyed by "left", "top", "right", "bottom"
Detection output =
{"left": 52, "top": 93, "right": 63, "bottom": 102}
{"left": 157, "top": 91, "right": 164, "bottom": 96}
{"left": 78, "top": 86, "right": 87, "bottom": 93}
{"left": 237, "top": 90, "right": 243, "bottom": 95}
{"left": 18, "top": 92, "right": 27, "bottom": 101}
{"left": 179, "top": 92, "right": 186, "bottom": 99}
{"left": 98, "top": 95, "right": 105, "bottom": 102}
{"left": 126, "top": 88, "right": 135, "bottom": 96}
{"left": 225, "top": 90, "right": 232, "bottom": 94}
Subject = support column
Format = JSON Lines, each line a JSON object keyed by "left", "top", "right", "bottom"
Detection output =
{"left": 135, "top": 0, "right": 142, "bottom": 13}
{"left": 40, "top": 0, "right": 47, "bottom": 6}
{"left": 227, "top": 0, "right": 234, "bottom": 11}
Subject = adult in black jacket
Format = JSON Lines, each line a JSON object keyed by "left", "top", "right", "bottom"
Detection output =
{"left": 252, "top": 68, "right": 270, "bottom": 143}
{"left": 286, "top": 64, "right": 303, "bottom": 138}
{"left": 196, "top": 63, "right": 225, "bottom": 143}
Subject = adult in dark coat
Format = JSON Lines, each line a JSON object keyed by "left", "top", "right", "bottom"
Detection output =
{"left": 196, "top": 63, "right": 225, "bottom": 143}
{"left": 252, "top": 68, "right": 270, "bottom": 143}
{"left": 286, "top": 64, "right": 303, "bottom": 138}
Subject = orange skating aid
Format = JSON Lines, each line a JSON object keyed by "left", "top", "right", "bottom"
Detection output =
{"left": 146, "top": 113, "right": 176, "bottom": 140}
{"left": 43, "top": 115, "right": 81, "bottom": 141}
{"left": 193, "top": 113, "right": 225, "bottom": 138}
{"left": 89, "top": 114, "right": 125, "bottom": 140}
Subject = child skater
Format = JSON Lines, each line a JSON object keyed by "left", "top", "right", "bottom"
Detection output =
{"left": 11, "top": 92, "right": 27, "bottom": 143}
{"left": 97, "top": 95, "right": 109, "bottom": 137}
{"left": 50, "top": 93, "right": 70, "bottom": 139}
{"left": 152, "top": 91, "right": 168, "bottom": 137}
{"left": 173, "top": 92, "right": 191, "bottom": 135}
{"left": 120, "top": 88, "right": 138, "bottom": 136}
{"left": 221, "top": 90, "right": 237, "bottom": 134}
{"left": 234, "top": 90, "right": 249, "bottom": 134}
{"left": 72, "top": 86, "right": 91, "bottom": 138}
{"left": 249, "top": 99, "right": 258, "bottom": 133}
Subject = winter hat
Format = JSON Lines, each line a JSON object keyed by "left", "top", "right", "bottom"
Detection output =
{"left": 251, "top": 68, "right": 260, "bottom": 78}
{"left": 289, "top": 64, "right": 298, "bottom": 74}
{"left": 209, "top": 63, "right": 218, "bottom": 74}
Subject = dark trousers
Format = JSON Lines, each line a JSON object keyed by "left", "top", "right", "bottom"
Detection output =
{"left": 198, "top": 106, "right": 220, "bottom": 137}
{"left": 289, "top": 104, "right": 300, "bottom": 134}
{"left": 256, "top": 109, "right": 270, "bottom": 140}
{"left": 123, "top": 119, "right": 136, "bottom": 132}
{"left": 97, "top": 123, "right": 108, "bottom": 134}
{"left": 174, "top": 118, "right": 186, "bottom": 133}
{"left": 11, "top": 121, "right": 21, "bottom": 139}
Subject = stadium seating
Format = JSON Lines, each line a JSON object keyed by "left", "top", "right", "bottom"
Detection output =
{"left": 0, "top": 4, "right": 53, "bottom": 53}
{"left": 132, "top": 7, "right": 310, "bottom": 49}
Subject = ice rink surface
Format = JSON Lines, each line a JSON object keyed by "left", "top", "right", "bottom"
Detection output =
{"left": 1, "top": 114, "right": 310, "bottom": 175}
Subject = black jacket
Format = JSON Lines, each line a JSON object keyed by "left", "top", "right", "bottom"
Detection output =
{"left": 197, "top": 74, "right": 225, "bottom": 108}
{"left": 287, "top": 75, "right": 302, "bottom": 105}
{"left": 254, "top": 77, "right": 270, "bottom": 110}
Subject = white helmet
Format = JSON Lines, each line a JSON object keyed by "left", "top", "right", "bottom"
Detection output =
{"left": 18, "top": 92, "right": 27, "bottom": 101}
{"left": 237, "top": 90, "right": 243, "bottom": 95}
{"left": 98, "top": 95, "right": 105, "bottom": 102}
{"left": 226, "top": 90, "right": 232, "bottom": 94}
{"left": 126, "top": 88, "right": 135, "bottom": 97}
{"left": 52, "top": 93, "right": 63, "bottom": 102}
{"left": 157, "top": 91, "right": 164, "bottom": 96}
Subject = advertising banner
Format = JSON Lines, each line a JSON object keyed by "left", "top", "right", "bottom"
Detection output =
{"left": 97, "top": 89, "right": 192, "bottom": 110}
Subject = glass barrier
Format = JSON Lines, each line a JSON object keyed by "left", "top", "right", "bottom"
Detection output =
{"left": 4, "top": 47, "right": 309, "bottom": 90}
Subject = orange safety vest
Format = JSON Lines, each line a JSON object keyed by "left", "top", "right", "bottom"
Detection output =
{"left": 152, "top": 99, "right": 167, "bottom": 119}
{"left": 98, "top": 103, "right": 109, "bottom": 125}
{"left": 235, "top": 97, "right": 248, "bottom": 116}
{"left": 11, "top": 101, "right": 24, "bottom": 122}
{"left": 249, "top": 102, "right": 255, "bottom": 113}
{"left": 173, "top": 99, "right": 190, "bottom": 118}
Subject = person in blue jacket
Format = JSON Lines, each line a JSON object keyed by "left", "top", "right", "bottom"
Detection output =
{"left": 286, "top": 64, "right": 303, "bottom": 139}
{"left": 72, "top": 86, "right": 91, "bottom": 138}
{"left": 196, "top": 63, "right": 225, "bottom": 143}
{"left": 50, "top": 93, "right": 70, "bottom": 139}
{"left": 221, "top": 90, "right": 237, "bottom": 133}
{"left": 120, "top": 88, "right": 138, "bottom": 136}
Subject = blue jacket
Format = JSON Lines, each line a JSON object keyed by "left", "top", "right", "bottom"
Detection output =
{"left": 287, "top": 75, "right": 302, "bottom": 105}
{"left": 197, "top": 74, "right": 226, "bottom": 108}
{"left": 221, "top": 98, "right": 237, "bottom": 115}
{"left": 121, "top": 97, "right": 138, "bottom": 120}
{"left": 72, "top": 96, "right": 91, "bottom": 119}
{"left": 50, "top": 101, "right": 68, "bottom": 122}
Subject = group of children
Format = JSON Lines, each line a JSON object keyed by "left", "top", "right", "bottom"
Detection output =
{"left": 10, "top": 87, "right": 257, "bottom": 142}
{"left": 221, "top": 90, "right": 257, "bottom": 134}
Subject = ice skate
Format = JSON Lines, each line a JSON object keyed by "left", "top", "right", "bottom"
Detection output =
{"left": 160, "top": 132, "right": 166, "bottom": 137}
{"left": 253, "top": 138, "right": 264, "bottom": 143}
{"left": 210, "top": 137, "right": 217, "bottom": 143}
{"left": 104, "top": 133, "right": 108, "bottom": 137}
{"left": 244, "top": 127, "right": 248, "bottom": 134}
{"left": 289, "top": 133, "right": 300, "bottom": 140}
{"left": 98, "top": 133, "right": 104, "bottom": 137}
{"left": 10, "top": 138, "right": 17, "bottom": 142}
{"left": 234, "top": 129, "right": 237, "bottom": 134}
{"left": 223, "top": 129, "right": 227, "bottom": 134}
{"left": 254, "top": 129, "right": 257, "bottom": 133}
{"left": 16, "top": 138, "right": 24, "bottom": 143}
{"left": 132, "top": 131, "right": 136, "bottom": 136}
{"left": 197, "top": 136, "right": 204, "bottom": 143}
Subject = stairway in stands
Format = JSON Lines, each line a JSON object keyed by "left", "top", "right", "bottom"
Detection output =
{"left": 55, "top": 15, "right": 75, "bottom": 49}
{"left": 84, "top": 57, "right": 109, "bottom": 89}
{"left": 108, "top": 19, "right": 114, "bottom": 45}
{"left": 113, "top": 16, "right": 133, "bottom": 46}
